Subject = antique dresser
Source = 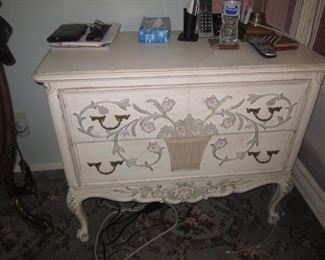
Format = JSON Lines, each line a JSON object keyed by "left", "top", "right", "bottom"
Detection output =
{"left": 33, "top": 32, "right": 325, "bottom": 241}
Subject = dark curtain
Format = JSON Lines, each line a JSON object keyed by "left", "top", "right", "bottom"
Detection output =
{"left": 313, "top": 7, "right": 325, "bottom": 56}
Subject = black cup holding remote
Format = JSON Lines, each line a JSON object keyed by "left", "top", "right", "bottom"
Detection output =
{"left": 178, "top": 8, "right": 198, "bottom": 42}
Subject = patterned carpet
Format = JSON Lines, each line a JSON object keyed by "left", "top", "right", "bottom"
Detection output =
{"left": 0, "top": 170, "right": 324, "bottom": 260}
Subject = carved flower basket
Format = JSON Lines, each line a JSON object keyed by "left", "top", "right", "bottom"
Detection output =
{"left": 165, "top": 136, "right": 211, "bottom": 171}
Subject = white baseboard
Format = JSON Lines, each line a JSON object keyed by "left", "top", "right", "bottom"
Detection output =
{"left": 14, "top": 162, "right": 63, "bottom": 173}
{"left": 293, "top": 159, "right": 325, "bottom": 229}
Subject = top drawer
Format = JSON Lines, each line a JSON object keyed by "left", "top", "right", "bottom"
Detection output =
{"left": 60, "top": 80, "right": 308, "bottom": 144}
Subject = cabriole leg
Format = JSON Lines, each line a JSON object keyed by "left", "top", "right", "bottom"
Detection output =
{"left": 66, "top": 189, "right": 89, "bottom": 242}
{"left": 267, "top": 178, "right": 294, "bottom": 224}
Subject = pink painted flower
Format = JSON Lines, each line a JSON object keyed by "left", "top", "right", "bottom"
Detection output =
{"left": 203, "top": 122, "right": 218, "bottom": 136}
{"left": 161, "top": 97, "right": 176, "bottom": 113}
{"left": 140, "top": 120, "right": 156, "bottom": 133}
{"left": 175, "top": 126, "right": 187, "bottom": 138}
{"left": 221, "top": 117, "right": 235, "bottom": 129}
{"left": 211, "top": 138, "right": 228, "bottom": 151}
{"left": 204, "top": 95, "right": 220, "bottom": 110}
{"left": 147, "top": 141, "right": 162, "bottom": 153}
{"left": 157, "top": 125, "right": 175, "bottom": 138}
{"left": 125, "top": 158, "right": 137, "bottom": 167}
{"left": 177, "top": 188, "right": 192, "bottom": 201}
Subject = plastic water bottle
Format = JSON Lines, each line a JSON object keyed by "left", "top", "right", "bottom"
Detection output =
{"left": 220, "top": 0, "right": 241, "bottom": 46}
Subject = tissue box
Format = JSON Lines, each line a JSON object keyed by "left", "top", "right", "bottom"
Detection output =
{"left": 138, "top": 17, "right": 171, "bottom": 43}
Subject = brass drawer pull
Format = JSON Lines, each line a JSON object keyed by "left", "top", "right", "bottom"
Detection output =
{"left": 248, "top": 150, "right": 279, "bottom": 164}
{"left": 246, "top": 107, "right": 282, "bottom": 122}
{"left": 90, "top": 114, "right": 130, "bottom": 130}
{"left": 87, "top": 160, "right": 124, "bottom": 175}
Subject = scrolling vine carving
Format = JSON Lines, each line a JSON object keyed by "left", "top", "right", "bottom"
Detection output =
{"left": 73, "top": 92, "right": 296, "bottom": 173}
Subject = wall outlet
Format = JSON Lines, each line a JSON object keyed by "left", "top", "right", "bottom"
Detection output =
{"left": 15, "top": 112, "right": 31, "bottom": 138}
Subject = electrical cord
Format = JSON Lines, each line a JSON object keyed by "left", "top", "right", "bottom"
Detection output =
{"left": 100, "top": 210, "right": 142, "bottom": 247}
{"left": 226, "top": 184, "right": 280, "bottom": 256}
{"left": 95, "top": 210, "right": 119, "bottom": 259}
{"left": 124, "top": 203, "right": 179, "bottom": 260}
{"left": 94, "top": 203, "right": 145, "bottom": 260}
{"left": 96, "top": 189, "right": 280, "bottom": 259}
{"left": 94, "top": 202, "right": 176, "bottom": 260}
{"left": 95, "top": 186, "right": 281, "bottom": 259}
{"left": 100, "top": 200, "right": 145, "bottom": 212}
{"left": 225, "top": 224, "right": 277, "bottom": 255}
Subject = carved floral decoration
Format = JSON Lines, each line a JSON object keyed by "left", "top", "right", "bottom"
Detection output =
{"left": 73, "top": 92, "right": 296, "bottom": 172}
{"left": 114, "top": 179, "right": 251, "bottom": 202}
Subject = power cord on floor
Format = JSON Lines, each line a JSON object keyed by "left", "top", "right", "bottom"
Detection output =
{"left": 94, "top": 202, "right": 178, "bottom": 260}
{"left": 94, "top": 203, "right": 145, "bottom": 260}
{"left": 225, "top": 185, "right": 280, "bottom": 256}
{"left": 225, "top": 223, "right": 277, "bottom": 255}
{"left": 124, "top": 203, "right": 178, "bottom": 260}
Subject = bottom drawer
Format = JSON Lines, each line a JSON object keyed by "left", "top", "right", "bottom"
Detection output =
{"left": 73, "top": 131, "right": 292, "bottom": 185}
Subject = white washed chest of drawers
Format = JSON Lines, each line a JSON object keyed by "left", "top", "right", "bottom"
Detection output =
{"left": 33, "top": 32, "right": 325, "bottom": 241}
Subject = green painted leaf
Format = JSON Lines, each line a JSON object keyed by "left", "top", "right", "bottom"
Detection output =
{"left": 131, "top": 120, "right": 138, "bottom": 137}
{"left": 266, "top": 97, "right": 277, "bottom": 106}
{"left": 133, "top": 104, "right": 151, "bottom": 115}
{"left": 116, "top": 99, "right": 130, "bottom": 110}
{"left": 147, "top": 99, "right": 165, "bottom": 114}
{"left": 247, "top": 94, "right": 259, "bottom": 104}
{"left": 237, "top": 114, "right": 244, "bottom": 130}
{"left": 98, "top": 106, "right": 109, "bottom": 115}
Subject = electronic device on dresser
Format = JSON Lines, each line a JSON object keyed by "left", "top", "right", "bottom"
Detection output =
{"left": 33, "top": 32, "right": 325, "bottom": 242}
{"left": 196, "top": 0, "right": 222, "bottom": 38}
{"left": 197, "top": 0, "right": 214, "bottom": 37}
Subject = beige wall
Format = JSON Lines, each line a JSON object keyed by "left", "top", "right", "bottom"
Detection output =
{"left": 2, "top": 0, "right": 185, "bottom": 167}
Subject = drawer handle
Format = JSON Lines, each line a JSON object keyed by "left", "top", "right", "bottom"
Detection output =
{"left": 248, "top": 150, "right": 279, "bottom": 164}
{"left": 246, "top": 107, "right": 282, "bottom": 122}
{"left": 90, "top": 114, "right": 130, "bottom": 130}
{"left": 87, "top": 160, "right": 124, "bottom": 175}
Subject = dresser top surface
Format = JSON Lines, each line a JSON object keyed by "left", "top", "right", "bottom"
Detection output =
{"left": 33, "top": 32, "right": 325, "bottom": 81}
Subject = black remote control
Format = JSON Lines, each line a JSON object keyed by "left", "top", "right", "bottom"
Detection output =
{"left": 248, "top": 37, "right": 277, "bottom": 58}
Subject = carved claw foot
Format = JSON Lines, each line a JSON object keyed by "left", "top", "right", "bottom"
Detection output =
{"left": 66, "top": 189, "right": 89, "bottom": 242}
{"left": 267, "top": 178, "right": 294, "bottom": 225}
{"left": 77, "top": 228, "right": 90, "bottom": 242}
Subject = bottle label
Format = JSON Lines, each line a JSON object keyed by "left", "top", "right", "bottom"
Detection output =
{"left": 223, "top": 1, "right": 241, "bottom": 16}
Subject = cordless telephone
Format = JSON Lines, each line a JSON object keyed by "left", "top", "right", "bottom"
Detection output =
{"left": 197, "top": 0, "right": 214, "bottom": 37}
